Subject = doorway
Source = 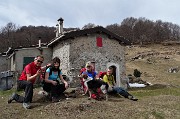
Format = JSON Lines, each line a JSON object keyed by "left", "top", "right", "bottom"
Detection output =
{"left": 23, "top": 57, "right": 35, "bottom": 69}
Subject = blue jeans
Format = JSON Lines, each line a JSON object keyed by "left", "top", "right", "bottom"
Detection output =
{"left": 113, "top": 87, "right": 132, "bottom": 98}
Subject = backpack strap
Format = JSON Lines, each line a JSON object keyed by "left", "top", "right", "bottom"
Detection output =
{"left": 49, "top": 67, "right": 53, "bottom": 76}
{"left": 49, "top": 67, "right": 61, "bottom": 76}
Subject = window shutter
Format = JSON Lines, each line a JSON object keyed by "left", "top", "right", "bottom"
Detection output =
{"left": 96, "top": 37, "right": 102, "bottom": 47}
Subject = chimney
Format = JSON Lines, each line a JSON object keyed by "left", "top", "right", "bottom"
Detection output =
{"left": 57, "top": 17, "right": 64, "bottom": 34}
{"left": 38, "top": 37, "right": 41, "bottom": 48}
{"left": 56, "top": 24, "right": 59, "bottom": 37}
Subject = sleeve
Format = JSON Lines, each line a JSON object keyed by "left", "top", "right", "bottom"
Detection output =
{"left": 46, "top": 68, "right": 50, "bottom": 73}
{"left": 103, "top": 75, "right": 108, "bottom": 83}
{"left": 24, "top": 65, "right": 31, "bottom": 74}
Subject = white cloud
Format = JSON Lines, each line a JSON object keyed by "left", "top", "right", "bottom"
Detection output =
{"left": 0, "top": 0, "right": 180, "bottom": 28}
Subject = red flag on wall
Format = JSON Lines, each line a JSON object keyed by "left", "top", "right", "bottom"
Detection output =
{"left": 96, "top": 37, "right": 102, "bottom": 47}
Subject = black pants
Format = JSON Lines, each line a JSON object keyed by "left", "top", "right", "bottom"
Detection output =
{"left": 14, "top": 80, "right": 33, "bottom": 103}
{"left": 87, "top": 80, "right": 108, "bottom": 92}
{"left": 43, "top": 81, "right": 66, "bottom": 97}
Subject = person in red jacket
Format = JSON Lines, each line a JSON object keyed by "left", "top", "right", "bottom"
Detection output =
{"left": 79, "top": 67, "right": 87, "bottom": 93}
{"left": 8, "top": 55, "right": 49, "bottom": 109}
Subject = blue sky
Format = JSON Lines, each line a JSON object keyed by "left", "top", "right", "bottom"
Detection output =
{"left": 0, "top": 0, "right": 180, "bottom": 28}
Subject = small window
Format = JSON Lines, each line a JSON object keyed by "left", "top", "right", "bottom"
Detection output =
{"left": 96, "top": 37, "right": 102, "bottom": 47}
{"left": 23, "top": 57, "right": 35, "bottom": 69}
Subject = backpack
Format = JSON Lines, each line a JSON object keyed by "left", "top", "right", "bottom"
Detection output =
{"left": 80, "top": 68, "right": 86, "bottom": 75}
{"left": 98, "top": 71, "right": 107, "bottom": 79}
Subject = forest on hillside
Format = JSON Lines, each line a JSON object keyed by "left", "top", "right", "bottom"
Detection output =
{"left": 0, "top": 17, "right": 180, "bottom": 53}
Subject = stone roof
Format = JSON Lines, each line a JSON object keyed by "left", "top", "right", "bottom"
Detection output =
{"left": 48, "top": 26, "right": 131, "bottom": 47}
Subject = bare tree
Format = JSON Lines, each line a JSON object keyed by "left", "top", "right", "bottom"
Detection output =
{"left": 82, "top": 23, "right": 96, "bottom": 29}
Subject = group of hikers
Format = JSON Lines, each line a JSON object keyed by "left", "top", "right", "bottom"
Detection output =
{"left": 79, "top": 61, "right": 138, "bottom": 101}
{"left": 7, "top": 55, "right": 138, "bottom": 109}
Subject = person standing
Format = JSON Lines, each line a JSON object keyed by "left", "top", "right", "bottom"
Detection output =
{"left": 8, "top": 55, "right": 48, "bottom": 109}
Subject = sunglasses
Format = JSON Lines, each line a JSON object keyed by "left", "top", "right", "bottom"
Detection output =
{"left": 37, "top": 60, "right": 43, "bottom": 63}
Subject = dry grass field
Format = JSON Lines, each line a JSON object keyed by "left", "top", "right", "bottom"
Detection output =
{"left": 126, "top": 44, "right": 180, "bottom": 86}
{"left": 0, "top": 44, "right": 180, "bottom": 119}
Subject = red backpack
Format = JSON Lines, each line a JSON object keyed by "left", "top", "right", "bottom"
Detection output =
{"left": 98, "top": 71, "right": 107, "bottom": 79}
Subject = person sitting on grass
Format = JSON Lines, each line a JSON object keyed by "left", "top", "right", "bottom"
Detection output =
{"left": 82, "top": 62, "right": 108, "bottom": 100}
{"left": 102, "top": 67, "right": 138, "bottom": 101}
{"left": 43, "top": 57, "right": 69, "bottom": 102}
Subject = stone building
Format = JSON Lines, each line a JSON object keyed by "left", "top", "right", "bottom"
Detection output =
{"left": 48, "top": 18, "right": 130, "bottom": 88}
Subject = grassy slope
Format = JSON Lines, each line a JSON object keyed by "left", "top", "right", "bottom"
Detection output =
{"left": 0, "top": 44, "right": 180, "bottom": 119}
{"left": 126, "top": 44, "right": 180, "bottom": 86}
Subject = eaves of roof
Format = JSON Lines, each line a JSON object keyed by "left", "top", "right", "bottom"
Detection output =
{"left": 47, "top": 26, "right": 131, "bottom": 47}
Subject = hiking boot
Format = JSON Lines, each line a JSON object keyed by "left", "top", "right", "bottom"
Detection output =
{"left": 130, "top": 97, "right": 138, "bottom": 101}
{"left": 128, "top": 95, "right": 138, "bottom": 101}
{"left": 128, "top": 95, "right": 133, "bottom": 100}
{"left": 51, "top": 97, "right": 59, "bottom": 103}
{"left": 7, "top": 93, "right": 16, "bottom": 104}
{"left": 23, "top": 102, "right": 31, "bottom": 109}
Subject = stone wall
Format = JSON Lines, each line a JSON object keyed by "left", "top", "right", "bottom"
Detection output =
{"left": 70, "top": 34, "right": 125, "bottom": 70}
